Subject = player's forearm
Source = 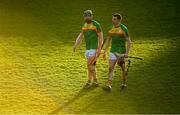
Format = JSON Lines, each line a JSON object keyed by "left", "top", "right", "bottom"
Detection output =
{"left": 74, "top": 32, "right": 83, "bottom": 48}
{"left": 97, "top": 32, "right": 103, "bottom": 50}
{"left": 126, "top": 37, "right": 132, "bottom": 54}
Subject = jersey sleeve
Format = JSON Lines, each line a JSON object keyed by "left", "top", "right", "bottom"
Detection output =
{"left": 121, "top": 24, "right": 129, "bottom": 36}
{"left": 93, "top": 21, "right": 102, "bottom": 32}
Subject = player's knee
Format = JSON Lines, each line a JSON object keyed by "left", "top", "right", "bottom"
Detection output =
{"left": 117, "top": 60, "right": 124, "bottom": 67}
{"left": 93, "top": 61, "right": 96, "bottom": 66}
{"left": 90, "top": 68, "right": 95, "bottom": 73}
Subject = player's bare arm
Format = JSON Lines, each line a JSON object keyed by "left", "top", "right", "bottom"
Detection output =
{"left": 73, "top": 31, "right": 83, "bottom": 52}
{"left": 124, "top": 36, "right": 132, "bottom": 58}
{"left": 96, "top": 31, "right": 103, "bottom": 57}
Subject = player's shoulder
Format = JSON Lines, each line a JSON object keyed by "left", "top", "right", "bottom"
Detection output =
{"left": 92, "top": 20, "right": 101, "bottom": 26}
{"left": 120, "top": 23, "right": 128, "bottom": 33}
{"left": 120, "top": 23, "right": 128, "bottom": 30}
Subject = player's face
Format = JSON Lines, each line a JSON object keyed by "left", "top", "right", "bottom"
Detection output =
{"left": 112, "top": 16, "right": 120, "bottom": 25}
{"left": 84, "top": 15, "right": 93, "bottom": 22}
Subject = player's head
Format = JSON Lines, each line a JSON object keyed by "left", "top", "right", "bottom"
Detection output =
{"left": 83, "top": 10, "right": 93, "bottom": 23}
{"left": 112, "top": 13, "right": 122, "bottom": 25}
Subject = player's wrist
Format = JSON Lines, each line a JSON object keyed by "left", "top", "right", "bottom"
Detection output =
{"left": 97, "top": 48, "right": 101, "bottom": 51}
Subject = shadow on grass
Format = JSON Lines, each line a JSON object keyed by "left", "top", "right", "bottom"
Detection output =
{"left": 49, "top": 87, "right": 99, "bottom": 114}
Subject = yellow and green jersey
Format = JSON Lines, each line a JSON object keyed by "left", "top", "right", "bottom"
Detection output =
{"left": 82, "top": 20, "right": 102, "bottom": 50}
{"left": 108, "top": 23, "right": 129, "bottom": 54}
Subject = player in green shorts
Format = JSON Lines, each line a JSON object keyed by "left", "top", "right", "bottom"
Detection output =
{"left": 102, "top": 13, "right": 131, "bottom": 92}
{"left": 73, "top": 10, "right": 103, "bottom": 89}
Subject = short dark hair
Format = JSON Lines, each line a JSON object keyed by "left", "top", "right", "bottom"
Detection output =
{"left": 113, "top": 13, "right": 122, "bottom": 20}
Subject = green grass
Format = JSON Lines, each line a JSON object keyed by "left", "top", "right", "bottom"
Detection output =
{"left": 0, "top": 0, "right": 180, "bottom": 114}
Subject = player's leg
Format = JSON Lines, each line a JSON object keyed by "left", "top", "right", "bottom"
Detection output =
{"left": 84, "top": 57, "right": 93, "bottom": 89}
{"left": 87, "top": 58, "right": 93, "bottom": 82}
{"left": 88, "top": 49, "right": 99, "bottom": 86}
{"left": 83, "top": 50, "right": 92, "bottom": 89}
{"left": 108, "top": 59, "right": 117, "bottom": 85}
{"left": 92, "top": 62, "right": 98, "bottom": 86}
{"left": 88, "top": 59, "right": 98, "bottom": 87}
{"left": 117, "top": 57, "right": 127, "bottom": 88}
{"left": 103, "top": 53, "right": 117, "bottom": 92}
{"left": 84, "top": 50, "right": 97, "bottom": 89}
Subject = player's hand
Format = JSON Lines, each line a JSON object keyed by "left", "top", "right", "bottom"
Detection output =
{"left": 124, "top": 52, "right": 129, "bottom": 58}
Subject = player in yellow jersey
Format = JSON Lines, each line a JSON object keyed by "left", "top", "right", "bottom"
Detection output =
{"left": 103, "top": 13, "right": 131, "bottom": 92}
{"left": 73, "top": 10, "right": 103, "bottom": 89}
